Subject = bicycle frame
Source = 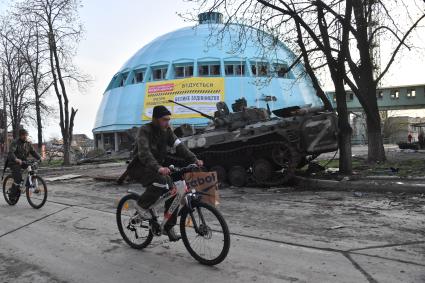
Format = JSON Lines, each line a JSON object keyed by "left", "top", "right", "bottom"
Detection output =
{"left": 130, "top": 179, "right": 200, "bottom": 234}
{"left": 17, "top": 164, "right": 38, "bottom": 192}
{"left": 153, "top": 180, "right": 189, "bottom": 231}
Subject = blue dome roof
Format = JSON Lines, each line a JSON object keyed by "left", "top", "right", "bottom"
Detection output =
{"left": 93, "top": 21, "right": 322, "bottom": 134}
{"left": 120, "top": 24, "right": 292, "bottom": 71}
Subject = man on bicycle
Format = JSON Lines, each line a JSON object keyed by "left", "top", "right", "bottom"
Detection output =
{"left": 7, "top": 128, "right": 42, "bottom": 202}
{"left": 135, "top": 105, "right": 203, "bottom": 242}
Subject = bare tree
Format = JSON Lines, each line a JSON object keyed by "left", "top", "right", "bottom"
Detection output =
{"left": 343, "top": 0, "right": 425, "bottom": 162}
{"left": 17, "top": 0, "right": 87, "bottom": 165}
{"left": 0, "top": 17, "right": 33, "bottom": 138}
{"left": 185, "top": 1, "right": 354, "bottom": 172}
{"left": 187, "top": 0, "right": 425, "bottom": 172}
{"left": 15, "top": 18, "right": 53, "bottom": 153}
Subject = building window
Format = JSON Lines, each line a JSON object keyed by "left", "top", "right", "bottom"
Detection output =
{"left": 198, "top": 62, "right": 221, "bottom": 76}
{"left": 347, "top": 92, "right": 354, "bottom": 101}
{"left": 152, "top": 66, "right": 168, "bottom": 81}
{"left": 224, "top": 63, "right": 245, "bottom": 76}
{"left": 118, "top": 72, "right": 129, "bottom": 87}
{"left": 104, "top": 136, "right": 110, "bottom": 145}
{"left": 251, "top": 62, "right": 269, "bottom": 76}
{"left": 199, "top": 65, "right": 209, "bottom": 76}
{"left": 407, "top": 89, "right": 416, "bottom": 98}
{"left": 132, "top": 69, "right": 146, "bottom": 84}
{"left": 273, "top": 63, "right": 289, "bottom": 78}
{"left": 377, "top": 91, "right": 383, "bottom": 99}
{"left": 174, "top": 64, "right": 193, "bottom": 78}
{"left": 390, "top": 90, "right": 400, "bottom": 99}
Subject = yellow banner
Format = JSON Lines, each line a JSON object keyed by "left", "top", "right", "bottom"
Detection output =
{"left": 142, "top": 77, "right": 225, "bottom": 120}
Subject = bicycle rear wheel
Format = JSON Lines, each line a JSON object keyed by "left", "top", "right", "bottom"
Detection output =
{"left": 2, "top": 175, "right": 20, "bottom": 205}
{"left": 180, "top": 202, "right": 230, "bottom": 265}
{"left": 116, "top": 194, "right": 153, "bottom": 249}
{"left": 26, "top": 176, "right": 48, "bottom": 209}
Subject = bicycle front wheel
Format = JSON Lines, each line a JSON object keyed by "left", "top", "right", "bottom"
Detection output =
{"left": 180, "top": 202, "right": 230, "bottom": 265}
{"left": 26, "top": 175, "right": 48, "bottom": 209}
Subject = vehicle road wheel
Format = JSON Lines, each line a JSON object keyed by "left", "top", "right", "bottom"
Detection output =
{"left": 271, "top": 143, "right": 298, "bottom": 182}
{"left": 228, "top": 166, "right": 247, "bottom": 187}
{"left": 252, "top": 159, "right": 273, "bottom": 182}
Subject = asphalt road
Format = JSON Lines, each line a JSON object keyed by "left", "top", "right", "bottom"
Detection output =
{"left": 0, "top": 175, "right": 424, "bottom": 283}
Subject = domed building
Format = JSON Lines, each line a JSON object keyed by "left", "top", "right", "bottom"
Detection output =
{"left": 93, "top": 12, "right": 323, "bottom": 151}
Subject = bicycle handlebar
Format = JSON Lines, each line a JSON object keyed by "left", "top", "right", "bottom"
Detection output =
{"left": 169, "top": 164, "right": 198, "bottom": 173}
{"left": 169, "top": 164, "right": 199, "bottom": 180}
{"left": 22, "top": 160, "right": 40, "bottom": 166}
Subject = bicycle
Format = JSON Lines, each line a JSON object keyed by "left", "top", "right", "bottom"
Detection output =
{"left": 2, "top": 160, "right": 48, "bottom": 209}
{"left": 116, "top": 164, "right": 230, "bottom": 266}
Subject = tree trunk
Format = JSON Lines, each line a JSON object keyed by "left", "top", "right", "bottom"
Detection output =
{"left": 359, "top": 86, "right": 386, "bottom": 163}
{"left": 366, "top": 112, "right": 386, "bottom": 163}
{"left": 63, "top": 136, "right": 70, "bottom": 165}
{"left": 35, "top": 94, "right": 43, "bottom": 154}
{"left": 2, "top": 73, "right": 7, "bottom": 155}
{"left": 335, "top": 85, "right": 353, "bottom": 175}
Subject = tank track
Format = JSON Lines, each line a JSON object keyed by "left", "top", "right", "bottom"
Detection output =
{"left": 166, "top": 141, "right": 300, "bottom": 187}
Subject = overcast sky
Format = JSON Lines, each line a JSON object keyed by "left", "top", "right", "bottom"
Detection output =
{"left": 1, "top": 0, "right": 424, "bottom": 141}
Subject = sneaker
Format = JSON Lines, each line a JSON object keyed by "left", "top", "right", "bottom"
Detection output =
{"left": 134, "top": 205, "right": 151, "bottom": 220}
{"left": 163, "top": 226, "right": 181, "bottom": 242}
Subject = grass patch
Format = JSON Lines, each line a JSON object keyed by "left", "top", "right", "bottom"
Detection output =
{"left": 312, "top": 157, "right": 425, "bottom": 177}
{"left": 41, "top": 159, "right": 64, "bottom": 167}
{"left": 316, "top": 158, "right": 363, "bottom": 169}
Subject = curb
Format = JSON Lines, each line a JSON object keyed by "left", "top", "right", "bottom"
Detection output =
{"left": 295, "top": 176, "right": 425, "bottom": 194}
{"left": 36, "top": 162, "right": 125, "bottom": 174}
{"left": 362, "top": 175, "right": 425, "bottom": 181}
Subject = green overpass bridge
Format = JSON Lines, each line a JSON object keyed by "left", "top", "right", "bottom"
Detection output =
{"left": 328, "top": 84, "right": 425, "bottom": 111}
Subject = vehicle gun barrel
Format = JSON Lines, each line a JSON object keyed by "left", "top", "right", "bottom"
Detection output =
{"left": 168, "top": 100, "right": 215, "bottom": 120}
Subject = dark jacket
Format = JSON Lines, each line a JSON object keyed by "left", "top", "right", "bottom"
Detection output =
{"left": 8, "top": 138, "right": 41, "bottom": 165}
{"left": 129, "top": 123, "right": 197, "bottom": 185}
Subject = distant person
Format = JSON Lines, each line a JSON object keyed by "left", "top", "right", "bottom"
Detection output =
{"left": 7, "top": 129, "right": 42, "bottom": 202}
{"left": 408, "top": 133, "right": 413, "bottom": 143}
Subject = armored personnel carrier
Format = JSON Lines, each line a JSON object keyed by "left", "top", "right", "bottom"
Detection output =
{"left": 167, "top": 98, "right": 338, "bottom": 187}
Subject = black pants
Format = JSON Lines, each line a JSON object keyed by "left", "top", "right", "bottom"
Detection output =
{"left": 10, "top": 164, "right": 23, "bottom": 197}
{"left": 138, "top": 174, "right": 177, "bottom": 228}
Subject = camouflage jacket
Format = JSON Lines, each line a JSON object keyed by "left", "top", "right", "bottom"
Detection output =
{"left": 8, "top": 138, "right": 41, "bottom": 165}
{"left": 131, "top": 123, "right": 197, "bottom": 185}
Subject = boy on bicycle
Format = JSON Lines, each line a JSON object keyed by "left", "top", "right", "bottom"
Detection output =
{"left": 7, "top": 129, "right": 41, "bottom": 202}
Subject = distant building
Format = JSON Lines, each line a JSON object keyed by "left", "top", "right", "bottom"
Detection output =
{"left": 327, "top": 84, "right": 425, "bottom": 144}
{"left": 328, "top": 84, "right": 425, "bottom": 112}
{"left": 72, "top": 134, "right": 94, "bottom": 148}
{"left": 383, "top": 116, "right": 425, "bottom": 144}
